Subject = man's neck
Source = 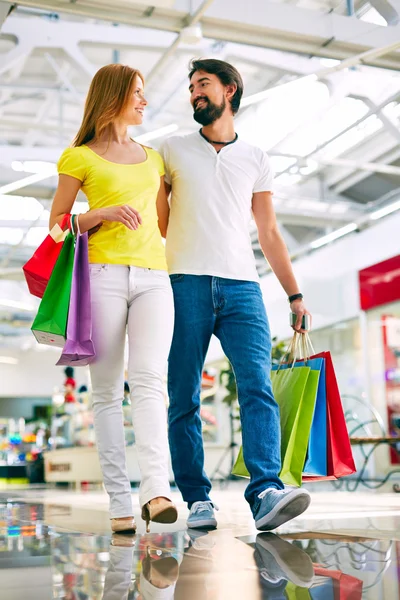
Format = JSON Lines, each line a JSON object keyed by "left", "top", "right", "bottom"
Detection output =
{"left": 201, "top": 117, "right": 236, "bottom": 144}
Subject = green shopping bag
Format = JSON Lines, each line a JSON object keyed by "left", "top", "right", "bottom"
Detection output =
{"left": 232, "top": 364, "right": 320, "bottom": 487}
{"left": 31, "top": 231, "right": 75, "bottom": 348}
{"left": 285, "top": 582, "right": 312, "bottom": 599}
{"left": 277, "top": 366, "right": 320, "bottom": 486}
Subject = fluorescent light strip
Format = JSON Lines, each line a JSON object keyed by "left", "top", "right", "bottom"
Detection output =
{"left": 135, "top": 124, "right": 178, "bottom": 143}
{"left": 0, "top": 172, "right": 55, "bottom": 195}
{"left": 370, "top": 199, "right": 400, "bottom": 221}
{"left": 0, "top": 299, "right": 35, "bottom": 311}
{"left": 241, "top": 74, "right": 318, "bottom": 108}
{"left": 0, "top": 356, "right": 18, "bottom": 365}
{"left": 310, "top": 223, "right": 358, "bottom": 249}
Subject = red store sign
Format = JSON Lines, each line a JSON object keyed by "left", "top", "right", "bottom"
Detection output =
{"left": 359, "top": 255, "right": 400, "bottom": 465}
{"left": 359, "top": 254, "right": 400, "bottom": 311}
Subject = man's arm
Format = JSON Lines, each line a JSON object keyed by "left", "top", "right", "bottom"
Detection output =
{"left": 156, "top": 178, "right": 171, "bottom": 238}
{"left": 252, "top": 191, "right": 311, "bottom": 332}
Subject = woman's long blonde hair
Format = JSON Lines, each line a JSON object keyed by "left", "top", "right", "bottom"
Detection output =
{"left": 73, "top": 64, "right": 144, "bottom": 147}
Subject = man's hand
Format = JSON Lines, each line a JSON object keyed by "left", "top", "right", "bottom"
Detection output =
{"left": 290, "top": 299, "right": 312, "bottom": 333}
{"left": 88, "top": 223, "right": 102, "bottom": 237}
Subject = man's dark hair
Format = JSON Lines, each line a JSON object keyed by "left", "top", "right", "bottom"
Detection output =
{"left": 188, "top": 59, "right": 244, "bottom": 115}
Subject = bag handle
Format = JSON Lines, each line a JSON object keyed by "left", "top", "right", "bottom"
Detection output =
{"left": 75, "top": 214, "right": 81, "bottom": 236}
{"left": 277, "top": 332, "right": 301, "bottom": 372}
{"left": 70, "top": 214, "right": 81, "bottom": 236}
{"left": 278, "top": 331, "right": 316, "bottom": 371}
{"left": 302, "top": 332, "right": 315, "bottom": 357}
{"left": 60, "top": 213, "right": 72, "bottom": 231}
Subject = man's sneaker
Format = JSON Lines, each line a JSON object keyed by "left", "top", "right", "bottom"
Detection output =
{"left": 255, "top": 533, "right": 314, "bottom": 588}
{"left": 186, "top": 501, "right": 218, "bottom": 530}
{"left": 187, "top": 529, "right": 215, "bottom": 553}
{"left": 254, "top": 488, "right": 311, "bottom": 531}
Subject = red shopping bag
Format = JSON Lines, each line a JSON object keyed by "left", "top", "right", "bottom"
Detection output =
{"left": 314, "top": 567, "right": 363, "bottom": 600}
{"left": 304, "top": 351, "right": 356, "bottom": 481}
{"left": 23, "top": 213, "right": 71, "bottom": 298}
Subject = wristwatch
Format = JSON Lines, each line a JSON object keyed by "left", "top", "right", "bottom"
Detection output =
{"left": 288, "top": 293, "right": 303, "bottom": 303}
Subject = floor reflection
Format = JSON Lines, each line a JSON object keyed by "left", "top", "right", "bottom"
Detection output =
{"left": 0, "top": 501, "right": 399, "bottom": 599}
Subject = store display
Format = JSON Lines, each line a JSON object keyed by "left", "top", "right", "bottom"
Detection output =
{"left": 0, "top": 418, "right": 48, "bottom": 484}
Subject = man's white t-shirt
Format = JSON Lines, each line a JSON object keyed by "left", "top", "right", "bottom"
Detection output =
{"left": 159, "top": 132, "right": 274, "bottom": 282}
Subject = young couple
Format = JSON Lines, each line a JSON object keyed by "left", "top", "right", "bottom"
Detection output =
{"left": 50, "top": 58, "right": 312, "bottom": 535}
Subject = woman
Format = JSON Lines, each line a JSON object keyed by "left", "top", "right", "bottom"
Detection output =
{"left": 50, "top": 64, "right": 177, "bottom": 533}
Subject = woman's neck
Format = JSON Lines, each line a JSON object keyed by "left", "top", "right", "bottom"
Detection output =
{"left": 97, "top": 122, "right": 131, "bottom": 145}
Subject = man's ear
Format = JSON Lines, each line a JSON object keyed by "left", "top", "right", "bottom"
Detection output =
{"left": 225, "top": 83, "right": 237, "bottom": 101}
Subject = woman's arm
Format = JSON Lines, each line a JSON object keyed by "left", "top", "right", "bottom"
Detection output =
{"left": 156, "top": 176, "right": 171, "bottom": 238}
{"left": 50, "top": 174, "right": 142, "bottom": 233}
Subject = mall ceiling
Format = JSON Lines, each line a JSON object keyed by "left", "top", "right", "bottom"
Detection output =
{"left": 0, "top": 0, "right": 399, "bottom": 344}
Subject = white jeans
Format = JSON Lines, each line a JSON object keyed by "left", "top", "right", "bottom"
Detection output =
{"left": 89, "top": 264, "right": 174, "bottom": 518}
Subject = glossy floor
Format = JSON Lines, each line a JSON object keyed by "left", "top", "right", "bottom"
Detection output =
{"left": 1, "top": 484, "right": 399, "bottom": 599}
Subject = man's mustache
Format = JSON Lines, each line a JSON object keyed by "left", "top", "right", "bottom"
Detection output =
{"left": 194, "top": 97, "right": 209, "bottom": 110}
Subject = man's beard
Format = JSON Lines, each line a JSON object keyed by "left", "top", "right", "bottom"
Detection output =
{"left": 193, "top": 97, "right": 226, "bottom": 126}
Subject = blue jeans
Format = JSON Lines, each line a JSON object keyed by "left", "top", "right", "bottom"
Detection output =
{"left": 167, "top": 275, "right": 284, "bottom": 515}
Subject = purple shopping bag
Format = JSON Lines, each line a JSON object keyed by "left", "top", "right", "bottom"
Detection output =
{"left": 56, "top": 222, "right": 96, "bottom": 366}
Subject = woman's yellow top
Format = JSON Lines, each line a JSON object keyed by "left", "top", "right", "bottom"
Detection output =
{"left": 57, "top": 144, "right": 167, "bottom": 270}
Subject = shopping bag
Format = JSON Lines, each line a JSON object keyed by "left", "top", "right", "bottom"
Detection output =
{"left": 56, "top": 224, "right": 95, "bottom": 366}
{"left": 305, "top": 350, "right": 356, "bottom": 480}
{"left": 232, "top": 362, "right": 319, "bottom": 487}
{"left": 285, "top": 582, "right": 312, "bottom": 599}
{"left": 303, "top": 357, "right": 327, "bottom": 476}
{"left": 274, "top": 364, "right": 320, "bottom": 487}
{"left": 313, "top": 568, "right": 363, "bottom": 600}
{"left": 309, "top": 576, "right": 335, "bottom": 600}
{"left": 23, "top": 213, "right": 71, "bottom": 298}
{"left": 31, "top": 231, "right": 75, "bottom": 348}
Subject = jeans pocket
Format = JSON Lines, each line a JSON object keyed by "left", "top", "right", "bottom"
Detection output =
{"left": 150, "top": 269, "right": 169, "bottom": 278}
{"left": 89, "top": 264, "right": 107, "bottom": 280}
{"left": 169, "top": 274, "right": 185, "bottom": 283}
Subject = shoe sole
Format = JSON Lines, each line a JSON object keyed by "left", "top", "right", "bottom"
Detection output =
{"left": 150, "top": 505, "right": 178, "bottom": 525}
{"left": 255, "top": 490, "right": 311, "bottom": 531}
{"left": 111, "top": 525, "right": 137, "bottom": 533}
{"left": 186, "top": 519, "right": 217, "bottom": 530}
{"left": 111, "top": 533, "right": 137, "bottom": 547}
{"left": 256, "top": 533, "right": 314, "bottom": 587}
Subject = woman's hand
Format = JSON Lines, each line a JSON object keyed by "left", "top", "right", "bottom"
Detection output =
{"left": 101, "top": 205, "right": 142, "bottom": 230}
{"left": 290, "top": 299, "right": 312, "bottom": 333}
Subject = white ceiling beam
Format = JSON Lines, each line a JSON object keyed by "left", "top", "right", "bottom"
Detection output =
{"left": 3, "top": 1, "right": 400, "bottom": 69}
{"left": 324, "top": 128, "right": 398, "bottom": 187}
{"left": 64, "top": 45, "right": 96, "bottom": 78}
{"left": 361, "top": 96, "right": 400, "bottom": 143}
{"left": 333, "top": 146, "right": 400, "bottom": 194}
{"left": 204, "top": 0, "right": 400, "bottom": 69}
{"left": 274, "top": 86, "right": 400, "bottom": 181}
{"left": 0, "top": 1, "right": 12, "bottom": 29}
{"left": 43, "top": 53, "right": 81, "bottom": 103}
{"left": 146, "top": 0, "right": 215, "bottom": 83}
{"left": 0, "top": 40, "right": 33, "bottom": 78}
{"left": 1, "top": 15, "right": 175, "bottom": 53}
{"left": 24, "top": 59, "right": 75, "bottom": 146}
{"left": 317, "top": 157, "right": 400, "bottom": 176}
{"left": 369, "top": 0, "right": 400, "bottom": 24}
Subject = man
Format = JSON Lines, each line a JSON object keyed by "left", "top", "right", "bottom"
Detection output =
{"left": 159, "top": 59, "right": 312, "bottom": 531}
